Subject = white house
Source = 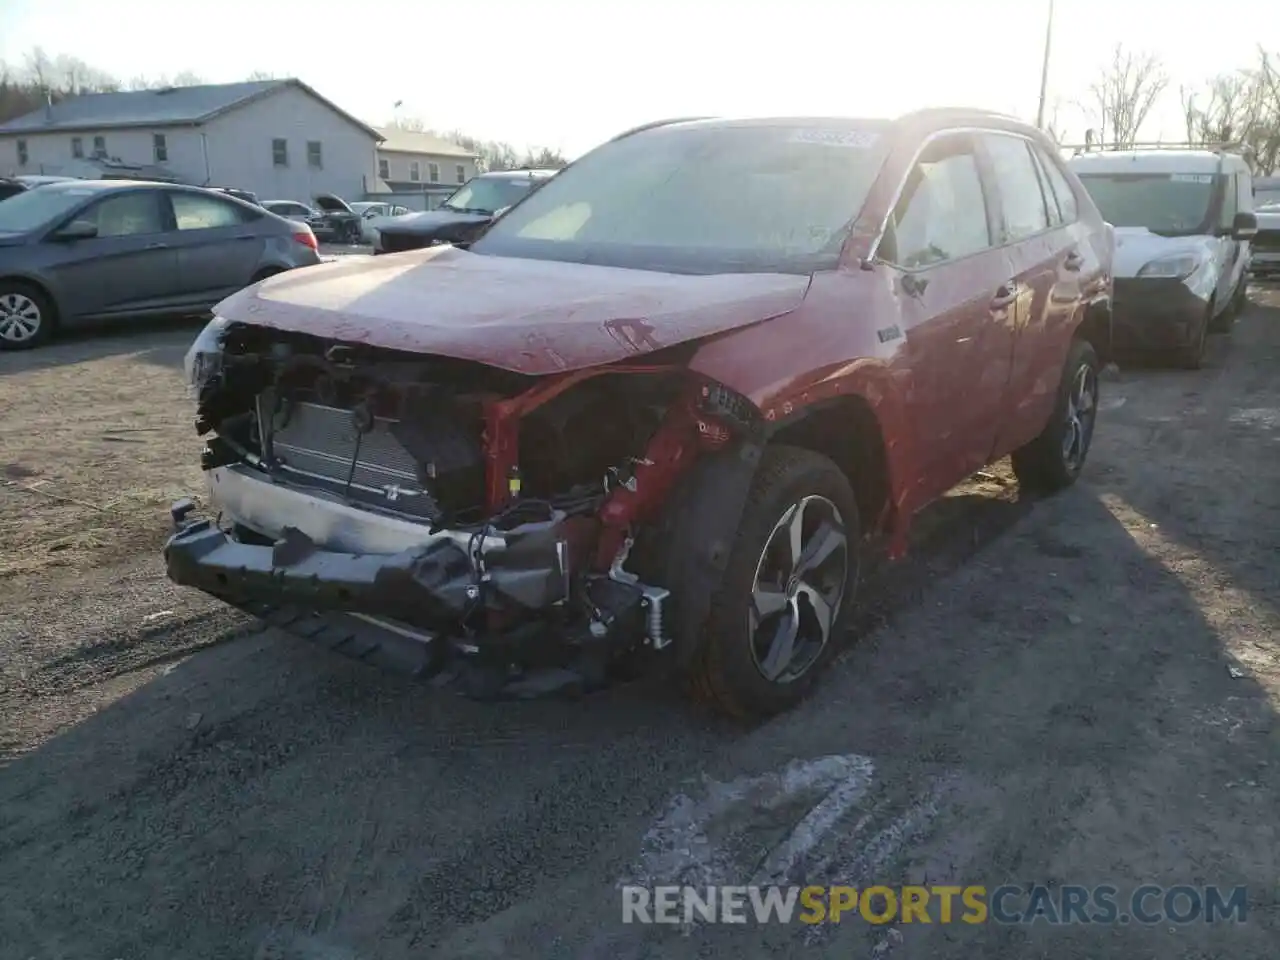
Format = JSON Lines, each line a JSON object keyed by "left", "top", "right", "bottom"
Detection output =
{"left": 0, "top": 79, "right": 382, "bottom": 203}
{"left": 373, "top": 126, "right": 480, "bottom": 194}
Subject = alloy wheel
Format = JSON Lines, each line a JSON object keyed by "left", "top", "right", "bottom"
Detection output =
{"left": 747, "top": 495, "right": 850, "bottom": 684}
{"left": 0, "top": 292, "right": 41, "bottom": 344}
{"left": 1061, "top": 362, "right": 1098, "bottom": 473}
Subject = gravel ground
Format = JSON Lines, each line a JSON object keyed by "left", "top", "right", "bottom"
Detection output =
{"left": 1, "top": 295, "right": 1279, "bottom": 959}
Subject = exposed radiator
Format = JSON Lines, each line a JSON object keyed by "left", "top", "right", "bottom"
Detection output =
{"left": 264, "top": 399, "right": 442, "bottom": 519}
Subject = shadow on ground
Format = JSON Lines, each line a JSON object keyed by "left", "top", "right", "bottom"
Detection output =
{"left": 1, "top": 477, "right": 1275, "bottom": 960}
{"left": 0, "top": 317, "right": 199, "bottom": 377}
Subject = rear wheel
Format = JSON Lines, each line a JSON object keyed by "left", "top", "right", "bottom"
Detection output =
{"left": 687, "top": 446, "right": 860, "bottom": 719}
{"left": 1012, "top": 339, "right": 1100, "bottom": 494}
{"left": 0, "top": 283, "right": 55, "bottom": 350}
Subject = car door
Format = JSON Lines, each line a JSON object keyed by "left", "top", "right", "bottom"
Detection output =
{"left": 974, "top": 132, "right": 1070, "bottom": 464}
{"left": 43, "top": 189, "right": 179, "bottom": 320}
{"left": 164, "top": 190, "right": 267, "bottom": 306}
{"left": 877, "top": 131, "right": 1010, "bottom": 500}
{"left": 1211, "top": 170, "right": 1240, "bottom": 308}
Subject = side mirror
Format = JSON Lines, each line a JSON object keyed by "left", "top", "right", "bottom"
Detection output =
{"left": 54, "top": 219, "right": 98, "bottom": 241}
{"left": 1232, "top": 211, "right": 1258, "bottom": 240}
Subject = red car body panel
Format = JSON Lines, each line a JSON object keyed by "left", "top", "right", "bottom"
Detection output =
{"left": 215, "top": 246, "right": 810, "bottom": 375}
{"left": 213, "top": 111, "right": 1113, "bottom": 563}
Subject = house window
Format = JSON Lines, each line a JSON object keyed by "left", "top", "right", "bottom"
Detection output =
{"left": 153, "top": 133, "right": 167, "bottom": 163}
{"left": 455, "top": 164, "right": 466, "bottom": 183}
{"left": 428, "top": 162, "right": 439, "bottom": 183}
{"left": 409, "top": 160, "right": 420, "bottom": 182}
{"left": 92, "top": 135, "right": 106, "bottom": 158}
{"left": 307, "top": 140, "right": 322, "bottom": 168}
{"left": 272, "top": 138, "right": 288, "bottom": 167}
{"left": 71, "top": 137, "right": 84, "bottom": 159}
{"left": 16, "top": 139, "right": 27, "bottom": 166}
{"left": 378, "top": 158, "right": 389, "bottom": 179}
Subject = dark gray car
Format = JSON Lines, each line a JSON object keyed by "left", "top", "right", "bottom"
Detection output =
{"left": 0, "top": 180, "right": 321, "bottom": 350}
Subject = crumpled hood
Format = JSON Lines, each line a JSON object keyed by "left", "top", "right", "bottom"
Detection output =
{"left": 214, "top": 245, "right": 810, "bottom": 375}
{"left": 313, "top": 193, "right": 354, "bottom": 215}
{"left": 378, "top": 207, "right": 490, "bottom": 238}
{"left": 1112, "top": 226, "right": 1218, "bottom": 278}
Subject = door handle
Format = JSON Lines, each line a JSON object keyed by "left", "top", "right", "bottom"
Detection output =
{"left": 233, "top": 233, "right": 256, "bottom": 240}
{"left": 145, "top": 241, "right": 169, "bottom": 250}
{"left": 1064, "top": 250, "right": 1084, "bottom": 272}
{"left": 989, "top": 283, "right": 1020, "bottom": 309}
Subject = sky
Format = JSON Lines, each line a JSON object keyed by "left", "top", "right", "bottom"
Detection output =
{"left": 0, "top": 0, "right": 1270, "bottom": 157}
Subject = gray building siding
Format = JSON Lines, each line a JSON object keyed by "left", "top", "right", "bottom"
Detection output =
{"left": 0, "top": 83, "right": 379, "bottom": 203}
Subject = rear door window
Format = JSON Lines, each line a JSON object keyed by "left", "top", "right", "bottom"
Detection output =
{"left": 170, "top": 192, "right": 251, "bottom": 231}
{"left": 981, "top": 134, "right": 1052, "bottom": 242}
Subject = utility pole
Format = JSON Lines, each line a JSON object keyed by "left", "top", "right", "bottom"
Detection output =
{"left": 1035, "top": 0, "right": 1055, "bottom": 130}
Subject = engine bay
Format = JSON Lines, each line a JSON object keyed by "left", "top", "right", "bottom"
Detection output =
{"left": 173, "top": 320, "right": 763, "bottom": 688}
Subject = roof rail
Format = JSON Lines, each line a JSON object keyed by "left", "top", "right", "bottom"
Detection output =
{"left": 1065, "top": 140, "right": 1253, "bottom": 155}
{"left": 607, "top": 116, "right": 712, "bottom": 142}
{"left": 897, "top": 105, "right": 1024, "bottom": 125}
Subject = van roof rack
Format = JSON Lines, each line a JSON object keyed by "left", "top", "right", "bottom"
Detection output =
{"left": 1064, "top": 140, "right": 1253, "bottom": 156}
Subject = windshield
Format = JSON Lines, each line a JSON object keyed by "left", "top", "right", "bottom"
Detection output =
{"left": 0, "top": 185, "right": 93, "bottom": 234}
{"left": 441, "top": 176, "right": 541, "bottom": 214}
{"left": 1075, "top": 172, "right": 1219, "bottom": 235}
{"left": 472, "top": 122, "right": 889, "bottom": 274}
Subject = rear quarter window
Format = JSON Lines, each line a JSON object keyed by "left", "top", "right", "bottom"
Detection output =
{"left": 1033, "top": 146, "right": 1079, "bottom": 224}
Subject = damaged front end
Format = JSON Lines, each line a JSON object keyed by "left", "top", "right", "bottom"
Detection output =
{"left": 166, "top": 317, "right": 762, "bottom": 693}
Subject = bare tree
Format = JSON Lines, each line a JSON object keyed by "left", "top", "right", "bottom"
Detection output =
{"left": 126, "top": 71, "right": 205, "bottom": 91}
{"left": 1087, "top": 45, "right": 1168, "bottom": 147}
{"left": 1042, "top": 97, "right": 1067, "bottom": 144}
{"left": 1250, "top": 47, "right": 1280, "bottom": 172}
{"left": 245, "top": 69, "right": 277, "bottom": 81}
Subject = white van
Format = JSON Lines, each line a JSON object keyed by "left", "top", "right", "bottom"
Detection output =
{"left": 1067, "top": 147, "right": 1257, "bottom": 368}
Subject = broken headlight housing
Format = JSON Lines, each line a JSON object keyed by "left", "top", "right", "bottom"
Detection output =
{"left": 184, "top": 315, "right": 230, "bottom": 396}
{"left": 1136, "top": 254, "right": 1204, "bottom": 281}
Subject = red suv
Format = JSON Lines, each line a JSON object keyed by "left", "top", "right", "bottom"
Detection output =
{"left": 167, "top": 109, "right": 1113, "bottom": 718}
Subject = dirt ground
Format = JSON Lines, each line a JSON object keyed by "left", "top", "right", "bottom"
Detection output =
{"left": 1, "top": 295, "right": 1278, "bottom": 959}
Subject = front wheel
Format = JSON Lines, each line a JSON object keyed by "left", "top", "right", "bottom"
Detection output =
{"left": 1012, "top": 339, "right": 1100, "bottom": 494}
{"left": 687, "top": 445, "right": 860, "bottom": 719}
{"left": 0, "top": 283, "right": 55, "bottom": 351}
{"left": 1176, "top": 302, "right": 1211, "bottom": 369}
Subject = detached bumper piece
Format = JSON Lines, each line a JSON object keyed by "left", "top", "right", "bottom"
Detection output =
{"left": 165, "top": 510, "right": 569, "bottom": 624}
{"left": 162, "top": 502, "right": 648, "bottom": 700}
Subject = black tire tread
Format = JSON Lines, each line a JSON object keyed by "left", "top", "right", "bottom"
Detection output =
{"left": 685, "top": 444, "right": 860, "bottom": 720}
{"left": 0, "top": 280, "right": 56, "bottom": 350}
{"left": 1011, "top": 339, "right": 1099, "bottom": 494}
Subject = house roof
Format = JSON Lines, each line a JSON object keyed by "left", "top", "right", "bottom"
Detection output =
{"left": 0, "top": 79, "right": 384, "bottom": 141}
{"left": 374, "top": 126, "right": 477, "bottom": 159}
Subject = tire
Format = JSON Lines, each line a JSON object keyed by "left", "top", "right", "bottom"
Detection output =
{"left": 685, "top": 445, "right": 861, "bottom": 720}
{"left": 1176, "top": 302, "right": 1211, "bottom": 369}
{"left": 1232, "top": 280, "right": 1248, "bottom": 317}
{"left": 1211, "top": 282, "right": 1246, "bottom": 333}
{"left": 251, "top": 266, "right": 285, "bottom": 284}
{"left": 1011, "top": 339, "right": 1100, "bottom": 495}
{"left": 0, "top": 282, "right": 55, "bottom": 351}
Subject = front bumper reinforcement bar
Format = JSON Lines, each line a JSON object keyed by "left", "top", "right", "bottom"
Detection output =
{"left": 163, "top": 509, "right": 571, "bottom": 632}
